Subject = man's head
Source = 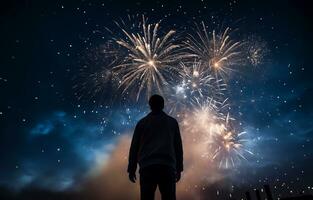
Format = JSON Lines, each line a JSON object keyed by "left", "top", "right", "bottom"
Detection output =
{"left": 149, "top": 94, "right": 164, "bottom": 112}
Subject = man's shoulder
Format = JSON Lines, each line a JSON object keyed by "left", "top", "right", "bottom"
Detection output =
{"left": 164, "top": 113, "right": 178, "bottom": 124}
{"left": 137, "top": 114, "right": 151, "bottom": 125}
{"left": 137, "top": 116, "right": 147, "bottom": 124}
{"left": 138, "top": 111, "right": 178, "bottom": 124}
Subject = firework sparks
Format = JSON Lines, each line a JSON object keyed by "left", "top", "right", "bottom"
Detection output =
{"left": 181, "top": 98, "right": 228, "bottom": 138}
{"left": 179, "top": 61, "right": 226, "bottom": 99}
{"left": 74, "top": 69, "right": 120, "bottom": 103}
{"left": 185, "top": 22, "right": 244, "bottom": 79}
{"left": 73, "top": 41, "right": 121, "bottom": 104}
{"left": 167, "top": 61, "right": 226, "bottom": 115}
{"left": 206, "top": 113, "right": 253, "bottom": 169}
{"left": 245, "top": 36, "right": 269, "bottom": 66}
{"left": 113, "top": 16, "right": 187, "bottom": 101}
{"left": 180, "top": 100, "right": 252, "bottom": 169}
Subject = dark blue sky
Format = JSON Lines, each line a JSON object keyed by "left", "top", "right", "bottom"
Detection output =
{"left": 0, "top": 0, "right": 312, "bottom": 199}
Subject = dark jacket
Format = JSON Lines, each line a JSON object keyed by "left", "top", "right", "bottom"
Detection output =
{"left": 127, "top": 111, "right": 183, "bottom": 174}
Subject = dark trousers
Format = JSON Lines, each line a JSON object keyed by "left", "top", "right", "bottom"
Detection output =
{"left": 139, "top": 165, "right": 176, "bottom": 200}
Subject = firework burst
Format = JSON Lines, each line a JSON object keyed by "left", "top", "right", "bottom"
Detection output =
{"left": 245, "top": 36, "right": 269, "bottom": 66}
{"left": 167, "top": 61, "right": 226, "bottom": 115}
{"left": 185, "top": 22, "right": 244, "bottom": 80}
{"left": 205, "top": 113, "right": 253, "bottom": 169}
{"left": 179, "top": 61, "right": 226, "bottom": 100}
{"left": 180, "top": 98, "right": 228, "bottom": 138}
{"left": 113, "top": 16, "right": 188, "bottom": 101}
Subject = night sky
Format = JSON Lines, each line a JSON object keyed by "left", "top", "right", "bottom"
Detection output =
{"left": 1, "top": 0, "right": 313, "bottom": 200}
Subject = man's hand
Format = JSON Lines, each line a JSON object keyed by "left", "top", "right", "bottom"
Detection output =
{"left": 175, "top": 172, "right": 181, "bottom": 182}
{"left": 129, "top": 172, "right": 136, "bottom": 183}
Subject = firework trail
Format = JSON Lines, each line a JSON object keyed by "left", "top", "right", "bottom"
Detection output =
{"left": 113, "top": 16, "right": 189, "bottom": 101}
{"left": 185, "top": 22, "right": 244, "bottom": 80}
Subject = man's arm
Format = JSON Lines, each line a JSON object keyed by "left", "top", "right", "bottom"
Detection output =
{"left": 127, "top": 121, "right": 142, "bottom": 176}
{"left": 174, "top": 120, "right": 183, "bottom": 174}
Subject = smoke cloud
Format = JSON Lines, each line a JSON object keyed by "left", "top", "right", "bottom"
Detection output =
{"left": 83, "top": 123, "right": 227, "bottom": 200}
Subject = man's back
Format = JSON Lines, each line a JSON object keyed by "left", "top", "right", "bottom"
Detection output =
{"left": 129, "top": 111, "right": 183, "bottom": 172}
{"left": 127, "top": 95, "right": 183, "bottom": 200}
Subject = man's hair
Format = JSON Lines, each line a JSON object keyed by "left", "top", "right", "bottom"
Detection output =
{"left": 149, "top": 94, "right": 164, "bottom": 111}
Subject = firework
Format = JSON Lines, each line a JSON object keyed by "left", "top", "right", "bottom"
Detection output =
{"left": 205, "top": 113, "right": 253, "bottom": 168}
{"left": 74, "top": 69, "right": 120, "bottom": 103}
{"left": 113, "top": 16, "right": 188, "bottom": 101}
{"left": 181, "top": 99, "right": 252, "bottom": 169}
{"left": 185, "top": 22, "right": 244, "bottom": 79}
{"left": 179, "top": 61, "right": 226, "bottom": 99}
{"left": 73, "top": 41, "right": 121, "bottom": 104}
{"left": 181, "top": 98, "right": 228, "bottom": 138}
{"left": 245, "top": 36, "right": 269, "bottom": 66}
{"left": 166, "top": 61, "right": 226, "bottom": 115}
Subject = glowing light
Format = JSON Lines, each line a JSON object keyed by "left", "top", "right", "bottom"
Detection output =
{"left": 147, "top": 59, "right": 155, "bottom": 67}
{"left": 193, "top": 70, "right": 199, "bottom": 77}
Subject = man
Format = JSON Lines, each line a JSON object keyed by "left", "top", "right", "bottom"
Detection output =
{"left": 128, "top": 94, "right": 183, "bottom": 200}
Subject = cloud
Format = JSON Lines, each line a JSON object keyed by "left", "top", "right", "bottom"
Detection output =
{"left": 30, "top": 121, "right": 54, "bottom": 135}
{"left": 3, "top": 105, "right": 311, "bottom": 198}
{"left": 3, "top": 111, "right": 118, "bottom": 191}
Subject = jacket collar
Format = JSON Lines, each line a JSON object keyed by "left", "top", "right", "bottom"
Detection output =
{"left": 149, "top": 110, "right": 165, "bottom": 115}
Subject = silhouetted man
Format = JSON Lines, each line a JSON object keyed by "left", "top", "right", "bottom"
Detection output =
{"left": 128, "top": 94, "right": 183, "bottom": 200}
